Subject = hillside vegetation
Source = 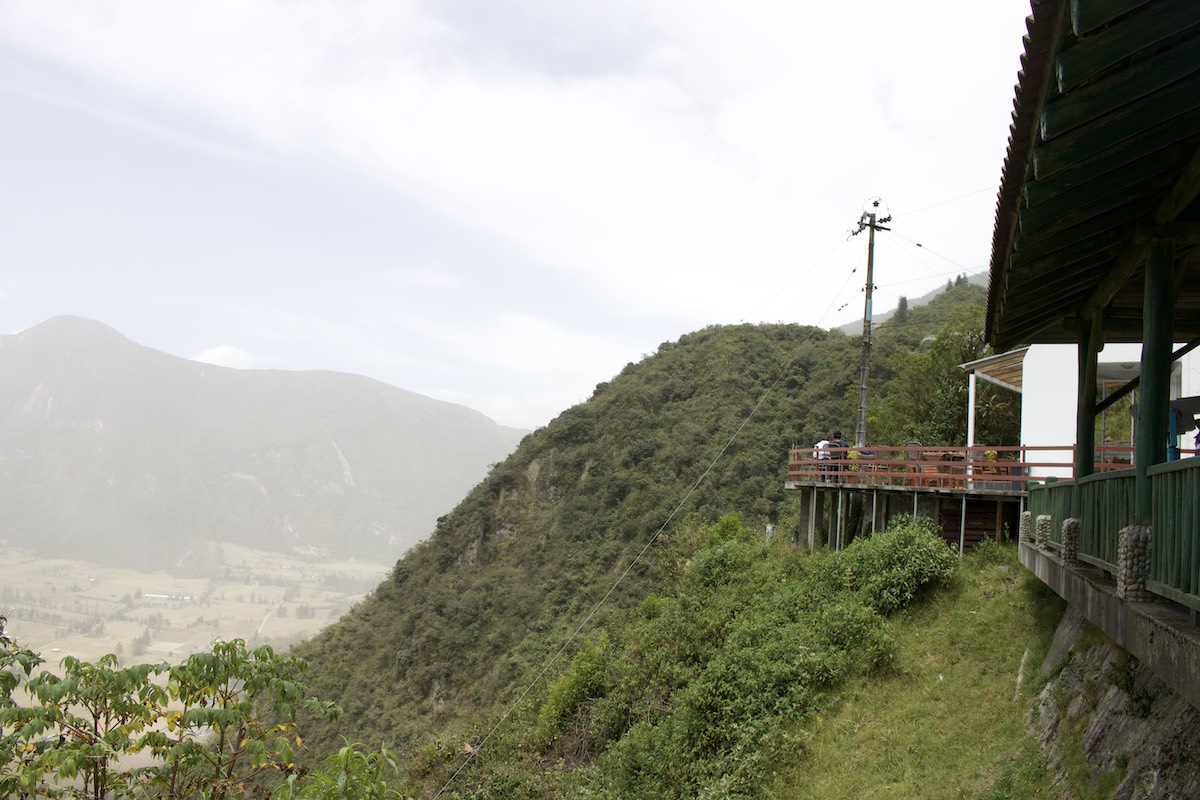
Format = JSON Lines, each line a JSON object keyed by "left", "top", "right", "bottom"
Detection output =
{"left": 293, "top": 281, "right": 1020, "bottom": 757}
{"left": 3, "top": 523, "right": 1076, "bottom": 799}
{"left": 407, "top": 520, "right": 1077, "bottom": 799}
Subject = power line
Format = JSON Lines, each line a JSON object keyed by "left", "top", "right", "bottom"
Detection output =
{"left": 822, "top": 247, "right": 868, "bottom": 323}
{"left": 739, "top": 238, "right": 854, "bottom": 323}
{"left": 890, "top": 185, "right": 997, "bottom": 218}
{"left": 432, "top": 348, "right": 792, "bottom": 799}
{"left": 875, "top": 267, "right": 987, "bottom": 292}
{"left": 882, "top": 229, "right": 974, "bottom": 274}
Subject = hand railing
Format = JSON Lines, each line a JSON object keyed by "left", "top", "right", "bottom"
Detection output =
{"left": 785, "top": 444, "right": 1123, "bottom": 490}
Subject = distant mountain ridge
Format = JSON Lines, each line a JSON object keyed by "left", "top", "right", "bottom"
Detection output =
{"left": 0, "top": 316, "right": 526, "bottom": 571}
{"left": 837, "top": 271, "right": 987, "bottom": 335}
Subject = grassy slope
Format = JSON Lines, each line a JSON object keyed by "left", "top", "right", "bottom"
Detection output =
{"left": 768, "top": 542, "right": 1067, "bottom": 799}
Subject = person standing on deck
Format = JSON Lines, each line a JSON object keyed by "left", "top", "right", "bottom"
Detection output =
{"left": 828, "top": 431, "right": 849, "bottom": 483}
{"left": 813, "top": 436, "right": 831, "bottom": 481}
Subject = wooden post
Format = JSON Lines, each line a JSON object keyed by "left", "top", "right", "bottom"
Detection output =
{"left": 836, "top": 490, "right": 845, "bottom": 550}
{"left": 1136, "top": 238, "right": 1175, "bottom": 521}
{"left": 807, "top": 488, "right": 817, "bottom": 551}
{"left": 958, "top": 494, "right": 967, "bottom": 557}
{"left": 1076, "top": 314, "right": 1101, "bottom": 481}
{"left": 813, "top": 489, "right": 826, "bottom": 549}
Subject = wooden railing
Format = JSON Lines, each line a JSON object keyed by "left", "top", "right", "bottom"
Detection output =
{"left": 785, "top": 444, "right": 1133, "bottom": 491}
{"left": 1027, "top": 455, "right": 1200, "bottom": 612}
{"left": 1149, "top": 458, "right": 1200, "bottom": 611}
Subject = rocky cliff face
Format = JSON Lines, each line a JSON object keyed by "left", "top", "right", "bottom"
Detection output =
{"left": 1032, "top": 607, "right": 1200, "bottom": 799}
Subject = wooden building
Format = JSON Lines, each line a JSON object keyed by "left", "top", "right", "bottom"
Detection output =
{"left": 986, "top": 0, "right": 1200, "bottom": 710}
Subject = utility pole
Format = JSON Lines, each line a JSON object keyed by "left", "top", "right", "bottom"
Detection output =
{"left": 851, "top": 199, "right": 891, "bottom": 448}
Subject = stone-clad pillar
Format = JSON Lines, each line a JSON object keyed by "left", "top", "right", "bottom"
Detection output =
{"left": 1035, "top": 514, "right": 1052, "bottom": 550}
{"left": 1062, "top": 518, "right": 1080, "bottom": 565}
{"left": 1117, "top": 524, "right": 1152, "bottom": 602}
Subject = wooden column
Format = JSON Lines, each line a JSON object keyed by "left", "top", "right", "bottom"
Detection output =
{"left": 1136, "top": 238, "right": 1175, "bottom": 521}
{"left": 1075, "top": 314, "right": 1101, "bottom": 480}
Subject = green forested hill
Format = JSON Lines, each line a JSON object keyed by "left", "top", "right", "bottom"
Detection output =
{"left": 294, "top": 321, "right": 852, "bottom": 750}
{"left": 293, "top": 281, "right": 1016, "bottom": 761}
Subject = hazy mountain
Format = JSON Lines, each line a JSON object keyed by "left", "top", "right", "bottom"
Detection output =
{"left": 0, "top": 316, "right": 526, "bottom": 571}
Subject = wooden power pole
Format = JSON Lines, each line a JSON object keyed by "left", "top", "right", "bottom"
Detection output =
{"left": 851, "top": 200, "right": 891, "bottom": 448}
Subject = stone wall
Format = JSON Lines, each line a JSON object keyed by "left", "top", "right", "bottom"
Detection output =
{"left": 1032, "top": 607, "right": 1200, "bottom": 800}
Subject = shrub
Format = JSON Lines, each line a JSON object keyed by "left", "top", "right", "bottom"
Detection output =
{"left": 535, "top": 632, "right": 610, "bottom": 747}
{"left": 834, "top": 515, "right": 958, "bottom": 614}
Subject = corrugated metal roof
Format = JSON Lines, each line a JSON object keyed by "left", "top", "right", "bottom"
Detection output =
{"left": 986, "top": 0, "right": 1200, "bottom": 351}
{"left": 961, "top": 346, "right": 1029, "bottom": 393}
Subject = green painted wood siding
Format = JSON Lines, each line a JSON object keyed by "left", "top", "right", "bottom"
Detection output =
{"left": 1028, "top": 461, "right": 1199, "bottom": 611}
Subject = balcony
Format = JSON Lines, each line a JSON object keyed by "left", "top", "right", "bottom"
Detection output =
{"left": 785, "top": 444, "right": 1134, "bottom": 493}
{"left": 1027, "top": 457, "right": 1200, "bottom": 614}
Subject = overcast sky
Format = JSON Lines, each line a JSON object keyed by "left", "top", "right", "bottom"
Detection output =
{"left": 0, "top": 0, "right": 1032, "bottom": 430}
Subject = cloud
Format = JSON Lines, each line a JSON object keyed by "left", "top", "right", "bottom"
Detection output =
{"left": 389, "top": 266, "right": 464, "bottom": 290}
{"left": 0, "top": 0, "right": 1033, "bottom": 427}
{"left": 192, "top": 345, "right": 257, "bottom": 370}
{"left": 0, "top": 1, "right": 1028, "bottom": 320}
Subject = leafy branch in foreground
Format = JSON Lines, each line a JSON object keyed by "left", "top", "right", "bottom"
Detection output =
{"left": 276, "top": 740, "right": 417, "bottom": 800}
{"left": 0, "top": 631, "right": 355, "bottom": 799}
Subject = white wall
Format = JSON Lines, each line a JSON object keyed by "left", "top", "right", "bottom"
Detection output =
{"left": 1021, "top": 343, "right": 1198, "bottom": 475}
{"left": 1021, "top": 345, "right": 1080, "bottom": 478}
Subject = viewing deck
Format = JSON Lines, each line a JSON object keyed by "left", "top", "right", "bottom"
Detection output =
{"left": 785, "top": 444, "right": 1135, "bottom": 494}
{"left": 786, "top": 443, "right": 1200, "bottom": 620}
{"left": 783, "top": 444, "right": 1198, "bottom": 562}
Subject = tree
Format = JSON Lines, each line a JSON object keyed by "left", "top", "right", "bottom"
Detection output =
{"left": 0, "top": 638, "right": 341, "bottom": 799}
{"left": 275, "top": 742, "right": 415, "bottom": 800}
{"left": 873, "top": 306, "right": 1019, "bottom": 446}
{"left": 1, "top": 615, "right": 45, "bottom": 796}
{"left": 8, "top": 655, "right": 168, "bottom": 799}
{"left": 145, "top": 640, "right": 341, "bottom": 799}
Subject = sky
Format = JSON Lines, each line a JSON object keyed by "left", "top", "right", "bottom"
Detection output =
{"left": 0, "top": 0, "right": 1034, "bottom": 430}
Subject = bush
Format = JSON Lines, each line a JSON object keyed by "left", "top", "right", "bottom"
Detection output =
{"left": 425, "top": 514, "right": 961, "bottom": 799}
{"left": 834, "top": 515, "right": 958, "bottom": 614}
{"left": 535, "top": 632, "right": 610, "bottom": 747}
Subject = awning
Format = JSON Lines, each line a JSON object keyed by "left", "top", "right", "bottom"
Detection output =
{"left": 960, "top": 347, "right": 1030, "bottom": 393}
